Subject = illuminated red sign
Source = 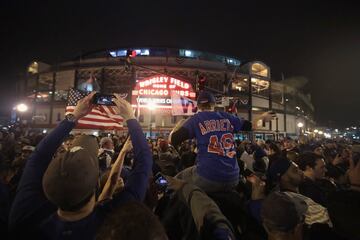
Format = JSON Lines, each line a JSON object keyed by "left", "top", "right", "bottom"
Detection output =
{"left": 132, "top": 75, "right": 196, "bottom": 109}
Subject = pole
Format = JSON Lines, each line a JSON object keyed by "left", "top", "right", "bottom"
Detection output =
{"left": 282, "top": 73, "right": 287, "bottom": 136}
{"left": 269, "top": 78, "right": 272, "bottom": 131}
{"left": 149, "top": 110, "right": 152, "bottom": 139}
{"left": 276, "top": 117, "right": 279, "bottom": 141}
{"left": 248, "top": 74, "right": 253, "bottom": 142}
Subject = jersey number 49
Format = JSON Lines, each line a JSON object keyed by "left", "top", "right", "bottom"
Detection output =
{"left": 207, "top": 133, "right": 236, "bottom": 158}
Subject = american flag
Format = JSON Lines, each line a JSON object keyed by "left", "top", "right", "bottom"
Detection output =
{"left": 66, "top": 88, "right": 123, "bottom": 130}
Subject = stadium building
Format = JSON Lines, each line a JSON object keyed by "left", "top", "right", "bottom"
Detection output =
{"left": 16, "top": 47, "right": 315, "bottom": 140}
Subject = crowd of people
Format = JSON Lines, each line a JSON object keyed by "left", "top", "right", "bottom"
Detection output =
{"left": 0, "top": 91, "right": 359, "bottom": 240}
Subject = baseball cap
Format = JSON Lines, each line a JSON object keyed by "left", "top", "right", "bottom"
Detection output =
{"left": 261, "top": 191, "right": 306, "bottom": 232}
{"left": 42, "top": 135, "right": 100, "bottom": 211}
{"left": 267, "top": 158, "right": 292, "bottom": 184}
{"left": 197, "top": 91, "right": 216, "bottom": 104}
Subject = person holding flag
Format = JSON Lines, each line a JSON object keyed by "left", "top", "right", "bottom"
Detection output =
{"left": 170, "top": 90, "right": 275, "bottom": 192}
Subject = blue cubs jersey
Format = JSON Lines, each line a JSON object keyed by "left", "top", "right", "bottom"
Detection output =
{"left": 182, "top": 111, "right": 244, "bottom": 182}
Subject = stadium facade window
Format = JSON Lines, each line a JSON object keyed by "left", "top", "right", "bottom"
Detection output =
{"left": 26, "top": 76, "right": 37, "bottom": 96}
{"left": 38, "top": 73, "right": 53, "bottom": 91}
{"left": 251, "top": 63, "right": 269, "bottom": 78}
{"left": 226, "top": 58, "right": 241, "bottom": 66}
{"left": 231, "top": 76, "right": 249, "bottom": 92}
{"left": 35, "top": 92, "right": 51, "bottom": 102}
{"left": 54, "top": 70, "right": 75, "bottom": 102}
{"left": 109, "top": 49, "right": 150, "bottom": 57}
{"left": 251, "top": 77, "right": 269, "bottom": 94}
{"left": 179, "top": 49, "right": 197, "bottom": 58}
{"left": 54, "top": 91, "right": 68, "bottom": 102}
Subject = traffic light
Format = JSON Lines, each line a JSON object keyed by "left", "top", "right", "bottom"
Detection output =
{"left": 197, "top": 73, "right": 206, "bottom": 91}
{"left": 127, "top": 49, "right": 137, "bottom": 58}
{"left": 125, "top": 49, "right": 136, "bottom": 72}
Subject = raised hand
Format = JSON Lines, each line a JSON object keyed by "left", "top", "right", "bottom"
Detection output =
{"left": 112, "top": 94, "right": 136, "bottom": 121}
{"left": 165, "top": 175, "right": 187, "bottom": 191}
{"left": 73, "top": 92, "right": 96, "bottom": 120}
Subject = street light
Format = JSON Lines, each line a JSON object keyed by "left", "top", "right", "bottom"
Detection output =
{"left": 16, "top": 103, "right": 28, "bottom": 112}
{"left": 318, "top": 131, "right": 324, "bottom": 135}
{"left": 297, "top": 122, "right": 304, "bottom": 135}
{"left": 314, "top": 129, "right": 319, "bottom": 133}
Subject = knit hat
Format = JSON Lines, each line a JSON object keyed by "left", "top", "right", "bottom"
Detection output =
{"left": 42, "top": 135, "right": 99, "bottom": 211}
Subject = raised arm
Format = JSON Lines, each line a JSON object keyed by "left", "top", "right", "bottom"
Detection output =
{"left": 111, "top": 95, "right": 152, "bottom": 202}
{"left": 98, "top": 138, "right": 132, "bottom": 201}
{"left": 169, "top": 118, "right": 192, "bottom": 148}
{"left": 9, "top": 92, "right": 95, "bottom": 229}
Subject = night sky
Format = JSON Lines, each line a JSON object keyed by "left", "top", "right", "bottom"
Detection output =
{"left": 1, "top": 1, "right": 359, "bottom": 128}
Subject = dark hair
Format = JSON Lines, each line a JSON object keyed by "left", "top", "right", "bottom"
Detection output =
{"left": 60, "top": 191, "right": 94, "bottom": 212}
{"left": 268, "top": 142, "right": 281, "bottom": 155}
{"left": 253, "top": 158, "right": 267, "bottom": 174}
{"left": 197, "top": 102, "right": 214, "bottom": 110}
{"left": 96, "top": 201, "right": 167, "bottom": 240}
{"left": 298, "top": 152, "right": 323, "bottom": 171}
{"left": 124, "top": 152, "right": 133, "bottom": 166}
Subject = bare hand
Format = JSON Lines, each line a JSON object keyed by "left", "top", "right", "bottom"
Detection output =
{"left": 73, "top": 92, "right": 96, "bottom": 120}
{"left": 247, "top": 174, "right": 266, "bottom": 200}
{"left": 332, "top": 154, "right": 342, "bottom": 165}
{"left": 121, "top": 137, "right": 133, "bottom": 153}
{"left": 165, "top": 176, "right": 187, "bottom": 191}
{"left": 112, "top": 94, "right": 136, "bottom": 121}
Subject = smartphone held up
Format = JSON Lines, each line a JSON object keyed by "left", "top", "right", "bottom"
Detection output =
{"left": 92, "top": 93, "right": 116, "bottom": 106}
{"left": 154, "top": 172, "right": 169, "bottom": 193}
